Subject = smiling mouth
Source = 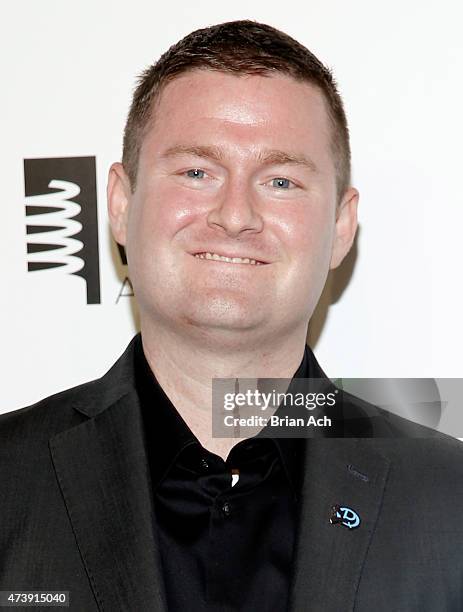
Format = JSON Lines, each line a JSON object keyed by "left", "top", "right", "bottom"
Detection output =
{"left": 193, "top": 252, "right": 266, "bottom": 266}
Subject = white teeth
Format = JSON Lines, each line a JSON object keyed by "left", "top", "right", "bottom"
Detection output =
{"left": 194, "top": 252, "right": 263, "bottom": 265}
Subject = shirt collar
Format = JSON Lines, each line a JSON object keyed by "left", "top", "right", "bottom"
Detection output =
{"left": 134, "top": 334, "right": 313, "bottom": 499}
{"left": 263, "top": 345, "right": 309, "bottom": 500}
{"left": 134, "top": 335, "right": 198, "bottom": 488}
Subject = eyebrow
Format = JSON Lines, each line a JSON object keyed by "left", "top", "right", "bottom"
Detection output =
{"left": 160, "top": 144, "right": 318, "bottom": 173}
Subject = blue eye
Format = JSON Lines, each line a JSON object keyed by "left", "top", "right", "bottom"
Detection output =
{"left": 186, "top": 169, "right": 205, "bottom": 179}
{"left": 272, "top": 178, "right": 292, "bottom": 189}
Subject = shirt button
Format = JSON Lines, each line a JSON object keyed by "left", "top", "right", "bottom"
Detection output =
{"left": 200, "top": 458, "right": 209, "bottom": 470}
{"left": 221, "top": 501, "right": 231, "bottom": 517}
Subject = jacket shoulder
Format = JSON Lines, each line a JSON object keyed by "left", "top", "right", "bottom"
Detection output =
{"left": 0, "top": 334, "right": 140, "bottom": 443}
{"left": 0, "top": 379, "right": 100, "bottom": 446}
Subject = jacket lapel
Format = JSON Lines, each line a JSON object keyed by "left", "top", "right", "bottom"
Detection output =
{"left": 49, "top": 339, "right": 168, "bottom": 612}
{"left": 289, "top": 438, "right": 390, "bottom": 612}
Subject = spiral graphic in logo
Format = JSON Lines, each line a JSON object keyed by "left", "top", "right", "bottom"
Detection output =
{"left": 24, "top": 157, "right": 100, "bottom": 304}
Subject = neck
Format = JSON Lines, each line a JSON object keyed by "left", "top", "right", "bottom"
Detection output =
{"left": 140, "top": 320, "right": 308, "bottom": 460}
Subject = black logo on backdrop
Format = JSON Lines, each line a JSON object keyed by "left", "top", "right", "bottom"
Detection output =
{"left": 24, "top": 157, "right": 100, "bottom": 304}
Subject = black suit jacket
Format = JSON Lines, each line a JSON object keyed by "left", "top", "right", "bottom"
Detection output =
{"left": 2, "top": 336, "right": 463, "bottom": 611}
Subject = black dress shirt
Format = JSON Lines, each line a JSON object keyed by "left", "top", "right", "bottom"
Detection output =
{"left": 134, "top": 338, "right": 308, "bottom": 611}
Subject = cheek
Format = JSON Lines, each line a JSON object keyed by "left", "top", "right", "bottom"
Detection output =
{"left": 129, "top": 182, "right": 203, "bottom": 245}
{"left": 271, "top": 202, "right": 335, "bottom": 268}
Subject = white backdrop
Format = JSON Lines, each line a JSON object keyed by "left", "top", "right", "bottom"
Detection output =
{"left": 1, "top": 0, "right": 462, "bottom": 413}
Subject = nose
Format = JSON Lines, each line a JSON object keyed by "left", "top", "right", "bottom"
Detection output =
{"left": 206, "top": 177, "right": 264, "bottom": 238}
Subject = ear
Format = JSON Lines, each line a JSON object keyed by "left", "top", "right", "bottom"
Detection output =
{"left": 329, "top": 187, "right": 359, "bottom": 270}
{"left": 107, "top": 162, "right": 131, "bottom": 246}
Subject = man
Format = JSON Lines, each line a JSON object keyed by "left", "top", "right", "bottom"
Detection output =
{"left": 1, "top": 20, "right": 463, "bottom": 612}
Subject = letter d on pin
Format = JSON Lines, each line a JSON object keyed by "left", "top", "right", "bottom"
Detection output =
{"left": 330, "top": 504, "right": 361, "bottom": 529}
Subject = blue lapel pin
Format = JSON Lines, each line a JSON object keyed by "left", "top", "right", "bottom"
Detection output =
{"left": 330, "top": 504, "right": 361, "bottom": 529}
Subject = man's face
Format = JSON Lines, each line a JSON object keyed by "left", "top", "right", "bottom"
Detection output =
{"left": 109, "top": 70, "right": 357, "bottom": 339}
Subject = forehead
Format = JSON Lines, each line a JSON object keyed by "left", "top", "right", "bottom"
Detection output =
{"left": 142, "top": 69, "right": 333, "bottom": 166}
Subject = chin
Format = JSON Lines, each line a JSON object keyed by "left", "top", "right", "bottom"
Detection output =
{"left": 179, "top": 298, "right": 267, "bottom": 332}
